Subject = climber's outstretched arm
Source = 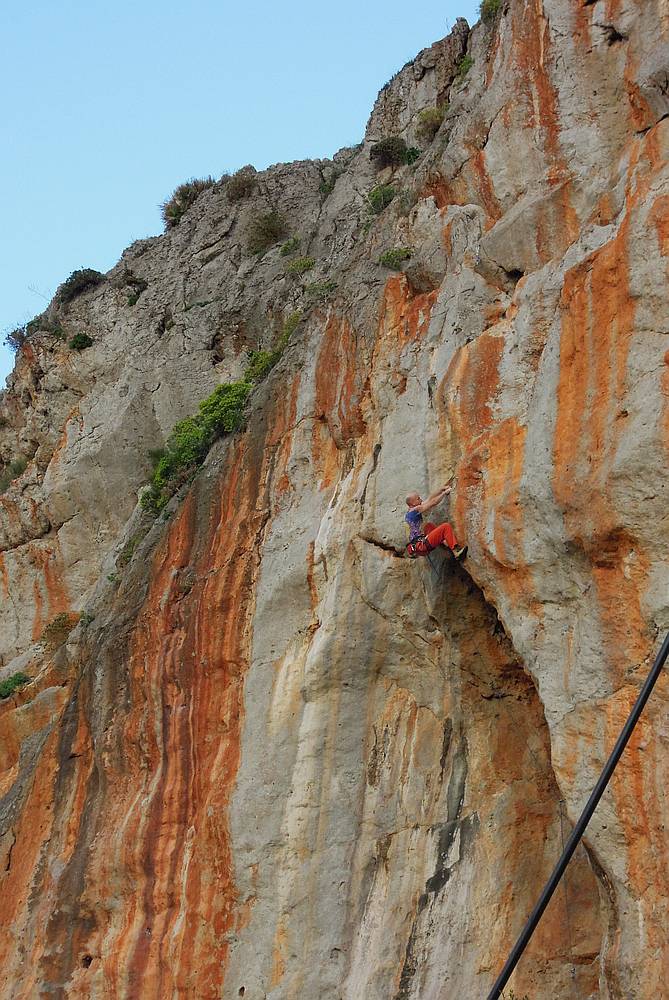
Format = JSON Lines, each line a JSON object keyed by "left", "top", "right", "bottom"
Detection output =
{"left": 413, "top": 481, "right": 453, "bottom": 514}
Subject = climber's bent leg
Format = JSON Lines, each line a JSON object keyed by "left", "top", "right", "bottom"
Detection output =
{"left": 425, "top": 522, "right": 458, "bottom": 551}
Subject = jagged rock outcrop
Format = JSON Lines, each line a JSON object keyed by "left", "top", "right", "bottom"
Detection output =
{"left": 0, "top": 1, "right": 668, "bottom": 997}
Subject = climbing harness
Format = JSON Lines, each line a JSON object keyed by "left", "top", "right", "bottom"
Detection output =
{"left": 486, "top": 630, "right": 669, "bottom": 1000}
{"left": 405, "top": 533, "right": 433, "bottom": 559}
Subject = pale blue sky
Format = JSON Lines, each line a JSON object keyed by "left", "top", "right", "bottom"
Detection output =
{"left": 1, "top": 0, "right": 480, "bottom": 384}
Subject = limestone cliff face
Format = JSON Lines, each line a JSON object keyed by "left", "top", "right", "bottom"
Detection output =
{"left": 0, "top": 2, "right": 668, "bottom": 997}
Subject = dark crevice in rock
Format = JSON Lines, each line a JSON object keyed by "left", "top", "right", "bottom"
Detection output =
{"left": 439, "top": 717, "right": 453, "bottom": 777}
{"left": 636, "top": 110, "right": 669, "bottom": 136}
{"left": 582, "top": 844, "right": 626, "bottom": 1000}
{"left": 599, "top": 22, "right": 628, "bottom": 45}
{"left": 358, "top": 534, "right": 405, "bottom": 558}
{"left": 421, "top": 741, "right": 471, "bottom": 903}
{"left": 504, "top": 267, "right": 525, "bottom": 287}
{"left": 359, "top": 442, "right": 382, "bottom": 510}
{"left": 4, "top": 828, "right": 16, "bottom": 872}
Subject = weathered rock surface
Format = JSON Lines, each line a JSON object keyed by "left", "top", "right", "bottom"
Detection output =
{"left": 0, "top": 1, "right": 668, "bottom": 996}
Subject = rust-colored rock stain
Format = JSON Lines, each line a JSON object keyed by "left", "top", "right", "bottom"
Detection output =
{"left": 314, "top": 315, "right": 368, "bottom": 451}
{"left": 0, "top": 397, "right": 284, "bottom": 996}
{"left": 95, "top": 433, "right": 269, "bottom": 998}
{"left": 29, "top": 542, "right": 71, "bottom": 641}
{"left": 553, "top": 207, "right": 654, "bottom": 673}
{"left": 0, "top": 554, "right": 8, "bottom": 598}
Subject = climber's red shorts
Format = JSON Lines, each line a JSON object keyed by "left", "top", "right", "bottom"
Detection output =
{"left": 407, "top": 521, "right": 458, "bottom": 557}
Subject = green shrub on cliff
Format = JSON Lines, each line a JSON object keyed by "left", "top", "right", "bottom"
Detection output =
{"left": 480, "top": 0, "right": 502, "bottom": 22}
{"left": 58, "top": 269, "right": 105, "bottom": 305}
{"left": 69, "top": 333, "right": 94, "bottom": 351}
{"left": 286, "top": 256, "right": 315, "bottom": 276}
{"left": 7, "top": 315, "right": 65, "bottom": 349}
{"left": 0, "top": 458, "right": 27, "bottom": 494}
{"left": 370, "top": 136, "right": 409, "bottom": 168}
{"left": 161, "top": 177, "right": 215, "bottom": 230}
{"left": 141, "top": 312, "right": 302, "bottom": 515}
{"left": 379, "top": 247, "right": 412, "bottom": 269}
{"left": 0, "top": 672, "right": 30, "bottom": 699}
{"left": 4, "top": 325, "right": 28, "bottom": 353}
{"left": 369, "top": 137, "right": 420, "bottom": 169}
{"left": 226, "top": 166, "right": 257, "bottom": 202}
{"left": 319, "top": 169, "right": 341, "bottom": 196}
{"left": 367, "top": 185, "right": 396, "bottom": 214}
{"left": 304, "top": 280, "right": 337, "bottom": 301}
{"left": 247, "top": 211, "right": 287, "bottom": 254}
{"left": 280, "top": 237, "right": 301, "bottom": 256}
{"left": 244, "top": 310, "right": 301, "bottom": 382}
{"left": 455, "top": 54, "right": 473, "bottom": 80}
{"left": 41, "top": 612, "right": 79, "bottom": 648}
{"left": 416, "top": 106, "right": 448, "bottom": 143}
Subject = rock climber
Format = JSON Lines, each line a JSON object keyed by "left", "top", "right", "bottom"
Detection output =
{"left": 404, "top": 480, "right": 467, "bottom": 560}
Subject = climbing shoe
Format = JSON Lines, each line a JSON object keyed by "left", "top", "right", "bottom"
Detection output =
{"left": 453, "top": 545, "right": 468, "bottom": 561}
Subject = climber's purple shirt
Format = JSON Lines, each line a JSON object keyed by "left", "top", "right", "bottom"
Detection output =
{"left": 405, "top": 508, "right": 423, "bottom": 541}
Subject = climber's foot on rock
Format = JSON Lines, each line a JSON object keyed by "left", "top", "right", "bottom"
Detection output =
{"left": 453, "top": 545, "right": 468, "bottom": 561}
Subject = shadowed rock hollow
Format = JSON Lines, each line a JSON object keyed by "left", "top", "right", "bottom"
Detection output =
{"left": 0, "top": 1, "right": 668, "bottom": 997}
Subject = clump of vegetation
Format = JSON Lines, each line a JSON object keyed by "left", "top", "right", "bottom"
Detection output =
{"left": 367, "top": 185, "right": 396, "bottom": 214}
{"left": 30, "top": 314, "right": 64, "bottom": 339}
{"left": 5, "top": 314, "right": 68, "bottom": 352}
{"left": 79, "top": 611, "right": 95, "bottom": 627}
{"left": 455, "top": 54, "right": 474, "bottom": 80}
{"left": 4, "top": 325, "right": 28, "bottom": 353}
{"left": 69, "top": 333, "right": 94, "bottom": 351}
{"left": 280, "top": 237, "right": 301, "bottom": 256}
{"left": 416, "top": 105, "right": 448, "bottom": 143}
{"left": 278, "top": 309, "right": 302, "bottom": 339}
{"left": 286, "top": 256, "right": 315, "bottom": 276}
{"left": 25, "top": 316, "right": 42, "bottom": 335}
{"left": 0, "top": 672, "right": 30, "bottom": 699}
{"left": 0, "top": 458, "right": 27, "bottom": 493}
{"left": 480, "top": 0, "right": 502, "bottom": 22}
{"left": 370, "top": 136, "right": 409, "bottom": 168}
{"left": 247, "top": 211, "right": 286, "bottom": 254}
{"left": 117, "top": 534, "right": 139, "bottom": 567}
{"left": 305, "top": 280, "right": 337, "bottom": 301}
{"left": 161, "top": 177, "right": 215, "bottom": 230}
{"left": 226, "top": 166, "right": 257, "bottom": 202}
{"left": 58, "top": 269, "right": 105, "bottom": 306}
{"left": 319, "top": 169, "right": 341, "bottom": 196}
{"left": 141, "top": 312, "right": 302, "bottom": 515}
{"left": 120, "top": 271, "right": 148, "bottom": 306}
{"left": 368, "top": 137, "right": 420, "bottom": 169}
{"left": 379, "top": 247, "right": 412, "bottom": 269}
{"left": 41, "top": 612, "right": 79, "bottom": 648}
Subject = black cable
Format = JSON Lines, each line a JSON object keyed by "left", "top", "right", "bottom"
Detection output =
{"left": 487, "top": 630, "right": 669, "bottom": 1000}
